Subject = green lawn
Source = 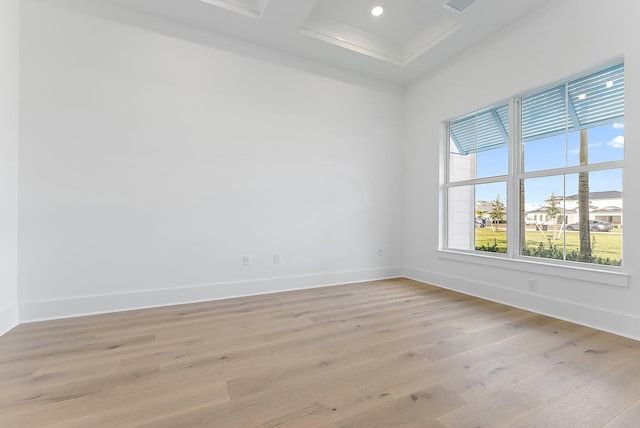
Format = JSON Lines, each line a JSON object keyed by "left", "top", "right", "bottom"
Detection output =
{"left": 475, "top": 226, "right": 622, "bottom": 265}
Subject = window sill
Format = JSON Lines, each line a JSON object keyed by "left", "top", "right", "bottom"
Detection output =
{"left": 436, "top": 249, "right": 629, "bottom": 288}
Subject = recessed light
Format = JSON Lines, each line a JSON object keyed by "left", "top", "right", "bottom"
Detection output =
{"left": 606, "top": 80, "right": 614, "bottom": 88}
{"left": 371, "top": 6, "right": 384, "bottom": 16}
{"left": 578, "top": 94, "right": 587, "bottom": 100}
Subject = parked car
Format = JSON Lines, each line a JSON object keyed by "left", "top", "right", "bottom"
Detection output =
{"left": 475, "top": 220, "right": 485, "bottom": 228}
{"left": 566, "top": 220, "right": 612, "bottom": 232}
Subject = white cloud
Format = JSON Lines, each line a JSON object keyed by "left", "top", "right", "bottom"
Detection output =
{"left": 613, "top": 122, "right": 625, "bottom": 129}
{"left": 607, "top": 135, "right": 624, "bottom": 148}
{"left": 569, "top": 148, "right": 579, "bottom": 155}
{"left": 589, "top": 142, "right": 602, "bottom": 148}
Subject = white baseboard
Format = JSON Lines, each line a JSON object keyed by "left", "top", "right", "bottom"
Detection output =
{"left": 404, "top": 265, "right": 640, "bottom": 342}
{"left": 18, "top": 266, "right": 404, "bottom": 323}
{"left": 0, "top": 304, "right": 19, "bottom": 336}
{"left": 15, "top": 264, "right": 639, "bottom": 341}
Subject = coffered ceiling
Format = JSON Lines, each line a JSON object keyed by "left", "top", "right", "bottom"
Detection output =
{"left": 98, "top": 0, "right": 556, "bottom": 84}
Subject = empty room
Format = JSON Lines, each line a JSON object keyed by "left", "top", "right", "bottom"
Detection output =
{"left": 1, "top": 0, "right": 640, "bottom": 426}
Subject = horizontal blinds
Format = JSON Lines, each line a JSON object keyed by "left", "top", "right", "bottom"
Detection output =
{"left": 568, "top": 63, "right": 624, "bottom": 128}
{"left": 522, "top": 63, "right": 624, "bottom": 142}
{"left": 450, "top": 104, "right": 509, "bottom": 155}
{"left": 521, "top": 85, "right": 566, "bottom": 141}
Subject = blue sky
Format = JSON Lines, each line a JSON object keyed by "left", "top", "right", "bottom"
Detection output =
{"left": 474, "top": 122, "right": 624, "bottom": 211}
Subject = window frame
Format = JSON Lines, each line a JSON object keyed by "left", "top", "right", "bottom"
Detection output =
{"left": 440, "top": 62, "right": 625, "bottom": 277}
{"left": 442, "top": 99, "right": 515, "bottom": 258}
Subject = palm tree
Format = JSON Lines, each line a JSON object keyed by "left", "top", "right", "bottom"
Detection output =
{"left": 578, "top": 129, "right": 592, "bottom": 262}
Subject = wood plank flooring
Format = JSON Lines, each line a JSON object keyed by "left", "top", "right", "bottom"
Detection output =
{"left": 1, "top": 278, "right": 640, "bottom": 427}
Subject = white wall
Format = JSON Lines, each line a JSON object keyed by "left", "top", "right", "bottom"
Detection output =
{"left": 0, "top": 0, "right": 20, "bottom": 334}
{"left": 18, "top": 0, "right": 404, "bottom": 321}
{"left": 404, "top": 0, "right": 640, "bottom": 339}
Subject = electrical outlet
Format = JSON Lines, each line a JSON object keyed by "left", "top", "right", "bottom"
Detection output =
{"left": 274, "top": 253, "right": 281, "bottom": 264}
{"left": 528, "top": 279, "right": 538, "bottom": 292}
{"left": 242, "top": 255, "right": 251, "bottom": 266}
{"left": 378, "top": 248, "right": 383, "bottom": 257}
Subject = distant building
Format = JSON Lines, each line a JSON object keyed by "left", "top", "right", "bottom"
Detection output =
{"left": 525, "top": 191, "right": 622, "bottom": 226}
{"left": 475, "top": 200, "right": 493, "bottom": 219}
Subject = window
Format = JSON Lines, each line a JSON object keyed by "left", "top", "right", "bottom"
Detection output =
{"left": 446, "top": 104, "right": 510, "bottom": 253}
{"left": 444, "top": 63, "right": 624, "bottom": 267}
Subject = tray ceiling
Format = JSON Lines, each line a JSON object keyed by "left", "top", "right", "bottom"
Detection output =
{"left": 93, "top": 0, "right": 556, "bottom": 84}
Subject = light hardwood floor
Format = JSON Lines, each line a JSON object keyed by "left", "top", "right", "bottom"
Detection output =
{"left": 2, "top": 278, "right": 640, "bottom": 427}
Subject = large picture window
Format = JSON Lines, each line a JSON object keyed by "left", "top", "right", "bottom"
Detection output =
{"left": 443, "top": 63, "right": 624, "bottom": 267}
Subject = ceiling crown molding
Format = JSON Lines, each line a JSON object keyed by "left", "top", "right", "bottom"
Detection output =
{"left": 200, "top": 0, "right": 268, "bottom": 19}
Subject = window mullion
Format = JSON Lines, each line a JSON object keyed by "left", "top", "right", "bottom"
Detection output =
{"left": 508, "top": 97, "right": 522, "bottom": 258}
{"left": 519, "top": 160, "right": 624, "bottom": 181}
{"left": 444, "top": 175, "right": 509, "bottom": 189}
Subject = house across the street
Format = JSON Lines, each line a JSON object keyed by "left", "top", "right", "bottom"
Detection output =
{"left": 524, "top": 191, "right": 622, "bottom": 226}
